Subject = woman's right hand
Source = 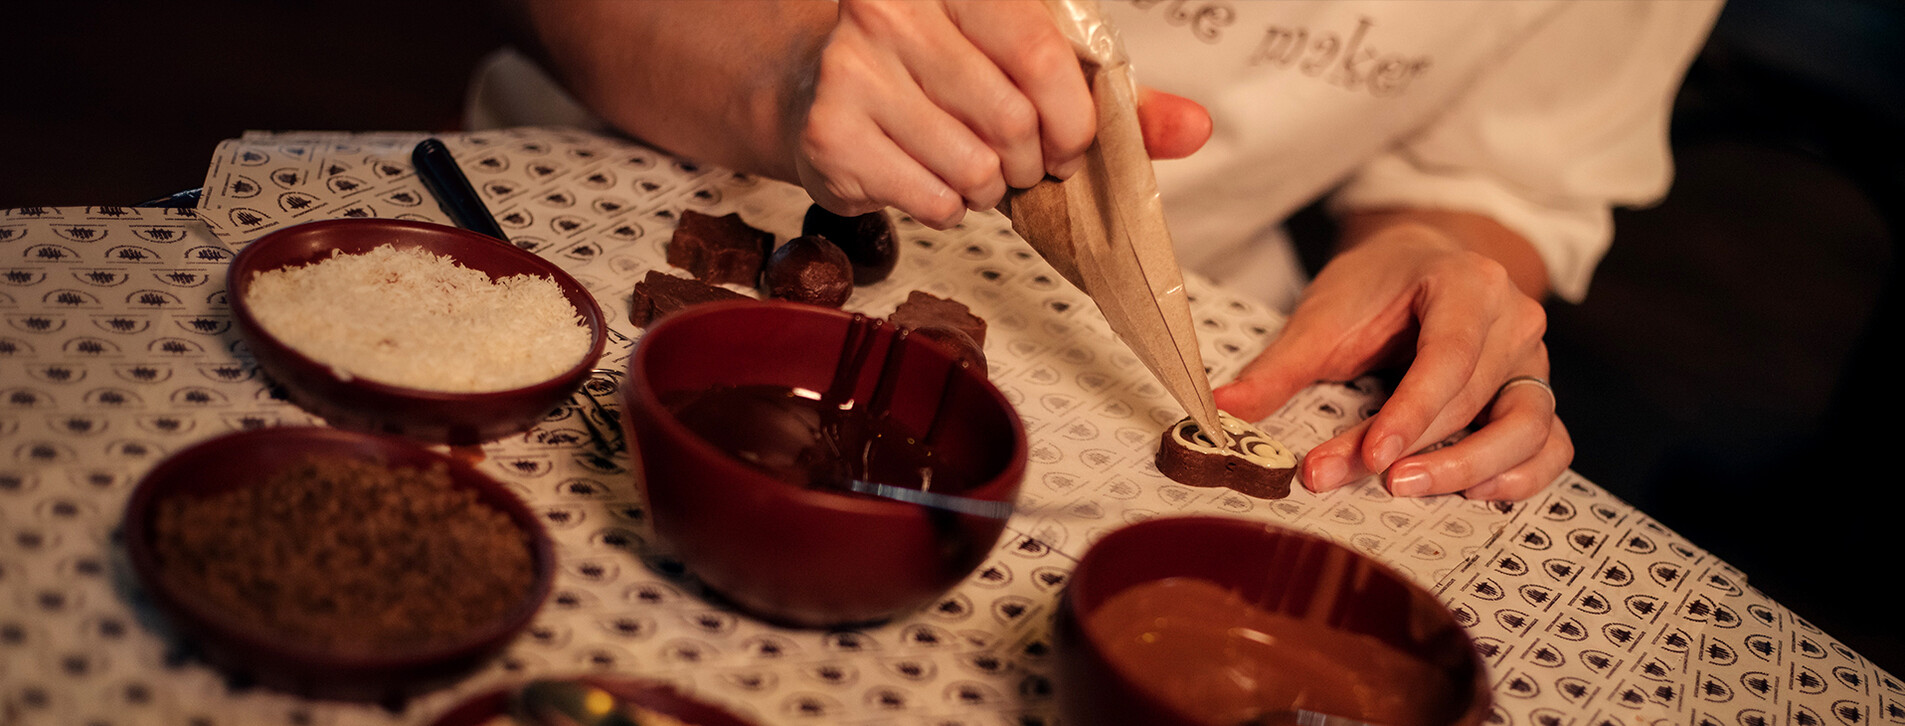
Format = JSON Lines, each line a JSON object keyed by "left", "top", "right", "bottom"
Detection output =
{"left": 516, "top": 0, "right": 1208, "bottom": 222}
{"left": 792, "top": 0, "right": 1100, "bottom": 228}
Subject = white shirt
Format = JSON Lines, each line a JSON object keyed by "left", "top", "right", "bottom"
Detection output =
{"left": 1103, "top": 0, "right": 1722, "bottom": 308}
{"left": 466, "top": 0, "right": 1722, "bottom": 310}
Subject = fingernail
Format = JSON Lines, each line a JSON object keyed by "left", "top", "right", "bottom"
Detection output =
{"left": 1463, "top": 481, "right": 1501, "bottom": 501}
{"left": 1051, "top": 156, "right": 1084, "bottom": 180}
{"left": 1369, "top": 434, "right": 1404, "bottom": 471}
{"left": 1304, "top": 455, "right": 1348, "bottom": 492}
{"left": 1388, "top": 462, "right": 1431, "bottom": 497}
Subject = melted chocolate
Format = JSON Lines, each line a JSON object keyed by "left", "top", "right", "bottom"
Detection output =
{"left": 662, "top": 315, "right": 979, "bottom": 497}
{"left": 1087, "top": 578, "right": 1458, "bottom": 726}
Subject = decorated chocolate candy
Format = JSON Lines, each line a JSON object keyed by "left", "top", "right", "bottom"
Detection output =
{"left": 1155, "top": 412, "right": 1297, "bottom": 499}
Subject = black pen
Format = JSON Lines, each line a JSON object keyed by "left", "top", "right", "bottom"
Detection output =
{"left": 411, "top": 137, "right": 509, "bottom": 242}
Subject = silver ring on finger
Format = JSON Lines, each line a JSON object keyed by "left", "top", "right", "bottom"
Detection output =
{"left": 1495, "top": 375, "right": 1555, "bottom": 410}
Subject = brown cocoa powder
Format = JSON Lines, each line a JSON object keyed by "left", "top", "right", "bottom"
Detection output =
{"left": 151, "top": 456, "right": 537, "bottom": 654}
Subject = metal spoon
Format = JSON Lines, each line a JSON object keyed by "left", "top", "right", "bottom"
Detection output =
{"left": 846, "top": 479, "right": 1015, "bottom": 520}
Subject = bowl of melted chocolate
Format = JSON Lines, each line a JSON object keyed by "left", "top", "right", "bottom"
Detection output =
{"left": 1056, "top": 516, "right": 1491, "bottom": 726}
{"left": 625, "top": 300, "right": 1026, "bottom": 627}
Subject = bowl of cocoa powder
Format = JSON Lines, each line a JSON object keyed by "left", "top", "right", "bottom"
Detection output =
{"left": 120, "top": 426, "right": 555, "bottom": 703}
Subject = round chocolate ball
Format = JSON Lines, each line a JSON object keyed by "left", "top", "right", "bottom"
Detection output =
{"left": 762, "top": 235, "right": 854, "bottom": 307}
{"left": 802, "top": 205, "right": 899, "bottom": 285}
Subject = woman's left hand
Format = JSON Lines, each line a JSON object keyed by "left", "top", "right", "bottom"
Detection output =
{"left": 1212, "top": 211, "right": 1573, "bottom": 501}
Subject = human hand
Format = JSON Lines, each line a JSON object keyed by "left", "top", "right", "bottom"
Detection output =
{"left": 1211, "top": 219, "right": 1573, "bottom": 501}
{"left": 794, "top": 0, "right": 1095, "bottom": 228}
{"left": 794, "top": 0, "right": 1210, "bottom": 229}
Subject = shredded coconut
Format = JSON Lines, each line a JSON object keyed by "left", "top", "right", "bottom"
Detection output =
{"left": 244, "top": 245, "right": 591, "bottom": 392}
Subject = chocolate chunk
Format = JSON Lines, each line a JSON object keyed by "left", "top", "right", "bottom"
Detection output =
{"left": 666, "top": 210, "right": 772, "bottom": 286}
{"left": 907, "top": 325, "right": 985, "bottom": 370}
{"left": 1155, "top": 413, "right": 1296, "bottom": 499}
{"left": 802, "top": 205, "right": 899, "bottom": 285}
{"left": 629, "top": 269, "right": 749, "bottom": 327}
{"left": 889, "top": 291, "right": 986, "bottom": 347}
{"left": 761, "top": 235, "right": 853, "bottom": 308}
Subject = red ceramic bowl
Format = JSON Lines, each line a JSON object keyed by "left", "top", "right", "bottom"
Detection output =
{"left": 228, "top": 218, "right": 607, "bottom": 444}
{"left": 625, "top": 300, "right": 1026, "bottom": 627}
{"left": 426, "top": 677, "right": 760, "bottom": 726}
{"left": 1056, "top": 516, "right": 1491, "bottom": 726}
{"left": 120, "top": 427, "right": 556, "bottom": 703}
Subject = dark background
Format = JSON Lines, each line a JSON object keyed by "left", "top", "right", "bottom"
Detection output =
{"left": 6, "top": 0, "right": 1900, "bottom": 672}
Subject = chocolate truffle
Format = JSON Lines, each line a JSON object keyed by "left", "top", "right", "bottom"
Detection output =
{"left": 1155, "top": 412, "right": 1297, "bottom": 499}
{"left": 888, "top": 290, "right": 986, "bottom": 347}
{"left": 628, "top": 269, "right": 749, "bottom": 327}
{"left": 802, "top": 204, "right": 900, "bottom": 285}
{"left": 666, "top": 210, "right": 772, "bottom": 286}
{"left": 761, "top": 235, "right": 854, "bottom": 308}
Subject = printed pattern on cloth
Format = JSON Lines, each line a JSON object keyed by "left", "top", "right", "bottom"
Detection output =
{"left": 0, "top": 128, "right": 1894, "bottom": 726}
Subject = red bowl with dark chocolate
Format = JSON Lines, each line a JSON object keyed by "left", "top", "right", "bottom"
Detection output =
{"left": 625, "top": 300, "right": 1026, "bottom": 627}
{"left": 120, "top": 427, "right": 556, "bottom": 704}
{"left": 228, "top": 218, "right": 608, "bottom": 444}
{"left": 1057, "top": 516, "right": 1491, "bottom": 726}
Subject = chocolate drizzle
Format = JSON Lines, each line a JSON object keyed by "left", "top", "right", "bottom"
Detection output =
{"left": 665, "top": 314, "right": 979, "bottom": 497}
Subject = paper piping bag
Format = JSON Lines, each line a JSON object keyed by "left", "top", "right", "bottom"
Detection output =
{"left": 998, "top": 0, "right": 1227, "bottom": 446}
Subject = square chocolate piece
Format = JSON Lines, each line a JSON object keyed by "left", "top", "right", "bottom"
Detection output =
{"left": 666, "top": 210, "right": 772, "bottom": 286}
{"left": 629, "top": 269, "right": 750, "bottom": 327}
{"left": 888, "top": 290, "right": 986, "bottom": 347}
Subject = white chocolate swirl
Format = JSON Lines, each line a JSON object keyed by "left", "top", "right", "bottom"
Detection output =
{"left": 1167, "top": 412, "right": 1295, "bottom": 470}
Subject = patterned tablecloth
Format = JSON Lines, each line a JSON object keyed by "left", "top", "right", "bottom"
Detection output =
{"left": 1, "top": 127, "right": 1896, "bottom": 726}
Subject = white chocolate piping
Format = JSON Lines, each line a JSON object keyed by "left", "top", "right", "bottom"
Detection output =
{"left": 1167, "top": 412, "right": 1296, "bottom": 469}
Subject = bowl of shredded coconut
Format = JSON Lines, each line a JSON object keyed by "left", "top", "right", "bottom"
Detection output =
{"left": 229, "top": 219, "right": 607, "bottom": 443}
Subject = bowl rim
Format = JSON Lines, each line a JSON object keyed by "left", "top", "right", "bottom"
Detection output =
{"left": 120, "top": 426, "right": 557, "bottom": 671}
{"left": 1061, "top": 514, "right": 1493, "bottom": 726}
{"left": 226, "top": 217, "right": 609, "bottom": 401}
{"left": 627, "top": 298, "right": 1027, "bottom": 517}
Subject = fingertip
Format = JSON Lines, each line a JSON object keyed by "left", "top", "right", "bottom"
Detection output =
{"left": 1136, "top": 87, "right": 1212, "bottom": 160}
{"left": 1461, "top": 480, "right": 1504, "bottom": 501}
{"left": 1214, "top": 360, "right": 1309, "bottom": 422}
{"left": 924, "top": 211, "right": 966, "bottom": 230}
{"left": 1049, "top": 155, "right": 1084, "bottom": 181}
{"left": 1211, "top": 381, "right": 1271, "bottom": 422}
{"left": 1301, "top": 453, "right": 1348, "bottom": 493}
{"left": 1385, "top": 460, "right": 1431, "bottom": 498}
{"left": 1364, "top": 432, "right": 1405, "bottom": 474}
{"left": 923, "top": 184, "right": 973, "bottom": 228}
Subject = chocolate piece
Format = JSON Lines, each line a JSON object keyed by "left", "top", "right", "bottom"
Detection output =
{"left": 666, "top": 210, "right": 772, "bottom": 286}
{"left": 761, "top": 235, "right": 853, "bottom": 308}
{"left": 1155, "top": 412, "right": 1296, "bottom": 499}
{"left": 628, "top": 269, "right": 749, "bottom": 327}
{"left": 888, "top": 290, "right": 986, "bottom": 347}
{"left": 802, "top": 204, "right": 899, "bottom": 285}
{"left": 907, "top": 325, "right": 985, "bottom": 370}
